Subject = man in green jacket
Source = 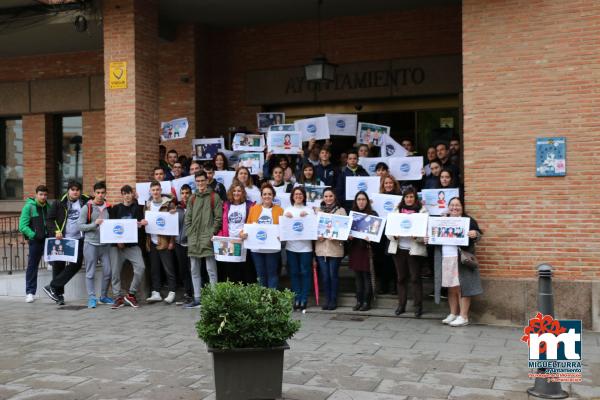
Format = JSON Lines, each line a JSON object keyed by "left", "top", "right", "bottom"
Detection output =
{"left": 18, "top": 185, "right": 49, "bottom": 303}
{"left": 184, "top": 171, "right": 222, "bottom": 308}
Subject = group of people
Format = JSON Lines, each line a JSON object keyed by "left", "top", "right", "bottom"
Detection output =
{"left": 19, "top": 133, "right": 483, "bottom": 326}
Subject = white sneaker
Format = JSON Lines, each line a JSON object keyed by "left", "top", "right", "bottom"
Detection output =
{"left": 146, "top": 291, "right": 162, "bottom": 302}
{"left": 25, "top": 294, "right": 35, "bottom": 303}
{"left": 442, "top": 313, "right": 457, "bottom": 324}
{"left": 449, "top": 316, "right": 469, "bottom": 327}
{"left": 163, "top": 291, "right": 176, "bottom": 304}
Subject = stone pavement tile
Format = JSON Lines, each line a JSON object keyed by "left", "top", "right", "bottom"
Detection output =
{"left": 317, "top": 342, "right": 380, "bottom": 356}
{"left": 492, "top": 376, "right": 534, "bottom": 391}
{"left": 5, "top": 388, "right": 83, "bottom": 400}
{"left": 284, "top": 350, "right": 342, "bottom": 364}
{"left": 435, "top": 351, "right": 500, "bottom": 365}
{"left": 356, "top": 336, "right": 416, "bottom": 349}
{"left": 375, "top": 379, "right": 451, "bottom": 398}
{"left": 71, "top": 363, "right": 146, "bottom": 382}
{"left": 477, "top": 326, "right": 522, "bottom": 339}
{"left": 412, "top": 341, "right": 473, "bottom": 353}
{"left": 420, "top": 370, "right": 494, "bottom": 389}
{"left": 7, "top": 373, "right": 89, "bottom": 390}
{"left": 122, "top": 358, "right": 192, "bottom": 373}
{"left": 461, "top": 363, "right": 526, "bottom": 379}
{"left": 571, "top": 383, "right": 600, "bottom": 398}
{"left": 328, "top": 389, "right": 409, "bottom": 400}
{"left": 447, "top": 335, "right": 506, "bottom": 346}
{"left": 325, "top": 319, "right": 382, "bottom": 330}
{"left": 396, "top": 359, "right": 464, "bottom": 374}
{"left": 0, "top": 370, "right": 33, "bottom": 386}
{"left": 289, "top": 340, "right": 326, "bottom": 352}
{"left": 125, "top": 384, "right": 204, "bottom": 400}
{"left": 448, "top": 386, "right": 529, "bottom": 400}
{"left": 124, "top": 369, "right": 206, "bottom": 388}
{"left": 14, "top": 358, "right": 96, "bottom": 376}
{"left": 470, "top": 345, "right": 522, "bottom": 356}
{"left": 340, "top": 328, "right": 398, "bottom": 339}
{"left": 352, "top": 365, "right": 423, "bottom": 382}
{"left": 289, "top": 362, "right": 359, "bottom": 377}
{"left": 22, "top": 349, "right": 90, "bottom": 364}
{"left": 282, "top": 383, "right": 336, "bottom": 400}
{"left": 334, "top": 353, "right": 400, "bottom": 368}
{"left": 0, "top": 383, "right": 29, "bottom": 399}
{"left": 68, "top": 377, "right": 149, "bottom": 399}
{"left": 375, "top": 347, "right": 438, "bottom": 361}
{"left": 305, "top": 374, "right": 382, "bottom": 391}
{"left": 283, "top": 369, "right": 316, "bottom": 385}
{"left": 391, "top": 332, "right": 451, "bottom": 343}
{"left": 302, "top": 333, "right": 361, "bottom": 344}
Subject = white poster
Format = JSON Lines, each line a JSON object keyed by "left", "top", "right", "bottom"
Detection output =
{"left": 171, "top": 175, "right": 197, "bottom": 201}
{"left": 144, "top": 211, "right": 179, "bottom": 236}
{"left": 221, "top": 149, "right": 241, "bottom": 169}
{"left": 160, "top": 117, "right": 189, "bottom": 141}
{"left": 238, "top": 152, "right": 264, "bottom": 175}
{"left": 279, "top": 215, "right": 318, "bottom": 241}
{"left": 389, "top": 156, "right": 423, "bottom": 181}
{"left": 100, "top": 219, "right": 139, "bottom": 244}
{"left": 358, "top": 157, "right": 389, "bottom": 176}
{"left": 213, "top": 236, "right": 246, "bottom": 262}
{"left": 243, "top": 224, "right": 281, "bottom": 251}
{"left": 385, "top": 212, "right": 428, "bottom": 237}
{"left": 192, "top": 138, "right": 225, "bottom": 160}
{"left": 380, "top": 134, "right": 408, "bottom": 157}
{"left": 427, "top": 217, "right": 470, "bottom": 246}
{"left": 305, "top": 185, "right": 329, "bottom": 208}
{"left": 356, "top": 122, "right": 390, "bottom": 146}
{"left": 349, "top": 211, "right": 386, "bottom": 243}
{"left": 345, "top": 176, "right": 381, "bottom": 200}
{"left": 267, "top": 131, "right": 302, "bottom": 155}
{"left": 316, "top": 212, "right": 352, "bottom": 240}
{"left": 273, "top": 194, "right": 291, "bottom": 209}
{"left": 135, "top": 181, "right": 173, "bottom": 205}
{"left": 294, "top": 116, "right": 330, "bottom": 141}
{"left": 232, "top": 133, "right": 265, "bottom": 152}
{"left": 257, "top": 112, "right": 285, "bottom": 133}
{"left": 214, "top": 170, "right": 236, "bottom": 191}
{"left": 370, "top": 193, "right": 402, "bottom": 218}
{"left": 421, "top": 188, "right": 460, "bottom": 216}
{"left": 326, "top": 114, "right": 358, "bottom": 137}
{"left": 44, "top": 238, "right": 79, "bottom": 263}
{"left": 268, "top": 124, "right": 295, "bottom": 132}
{"left": 246, "top": 186, "right": 262, "bottom": 204}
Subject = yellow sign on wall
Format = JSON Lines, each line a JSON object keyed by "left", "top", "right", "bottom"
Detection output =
{"left": 109, "top": 61, "right": 127, "bottom": 89}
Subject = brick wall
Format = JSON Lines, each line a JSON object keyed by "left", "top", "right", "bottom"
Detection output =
{"left": 22, "top": 114, "right": 54, "bottom": 198}
{"left": 463, "top": 0, "right": 600, "bottom": 280}
{"left": 82, "top": 110, "right": 106, "bottom": 193}
{"left": 202, "top": 4, "right": 462, "bottom": 135}
{"left": 0, "top": 51, "right": 103, "bottom": 83}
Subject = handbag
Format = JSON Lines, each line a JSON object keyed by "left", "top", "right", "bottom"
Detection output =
{"left": 459, "top": 248, "right": 479, "bottom": 270}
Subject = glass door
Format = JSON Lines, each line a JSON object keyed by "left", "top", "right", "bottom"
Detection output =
{"left": 55, "top": 115, "right": 83, "bottom": 195}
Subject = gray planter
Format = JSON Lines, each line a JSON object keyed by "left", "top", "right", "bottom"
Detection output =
{"left": 208, "top": 342, "right": 290, "bottom": 400}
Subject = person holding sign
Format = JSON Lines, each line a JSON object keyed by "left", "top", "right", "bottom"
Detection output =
{"left": 283, "top": 187, "right": 315, "bottom": 311}
{"left": 430, "top": 197, "right": 482, "bottom": 327}
{"left": 185, "top": 172, "right": 223, "bottom": 308}
{"left": 242, "top": 183, "right": 284, "bottom": 289}
{"left": 216, "top": 182, "right": 254, "bottom": 284}
{"left": 348, "top": 191, "right": 377, "bottom": 312}
{"left": 145, "top": 181, "right": 178, "bottom": 304}
{"left": 108, "top": 185, "right": 147, "bottom": 309}
{"left": 336, "top": 149, "right": 369, "bottom": 212}
{"left": 315, "top": 188, "right": 346, "bottom": 310}
{"left": 386, "top": 186, "right": 428, "bottom": 318}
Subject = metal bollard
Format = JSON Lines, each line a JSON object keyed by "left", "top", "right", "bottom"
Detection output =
{"left": 527, "top": 264, "right": 568, "bottom": 399}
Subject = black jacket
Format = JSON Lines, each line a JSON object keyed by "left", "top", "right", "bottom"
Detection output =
{"left": 109, "top": 202, "right": 145, "bottom": 247}
{"left": 336, "top": 165, "right": 369, "bottom": 210}
{"left": 46, "top": 193, "right": 90, "bottom": 237}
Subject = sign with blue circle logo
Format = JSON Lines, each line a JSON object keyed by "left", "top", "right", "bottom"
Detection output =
{"left": 400, "top": 163, "right": 410, "bottom": 173}
{"left": 368, "top": 164, "right": 376, "bottom": 173}
{"left": 156, "top": 217, "right": 166, "bottom": 228}
{"left": 384, "top": 201, "right": 394, "bottom": 212}
{"left": 307, "top": 124, "right": 317, "bottom": 133}
{"left": 216, "top": 177, "right": 224, "bottom": 184}
{"left": 336, "top": 119, "right": 345, "bottom": 129}
{"left": 292, "top": 221, "right": 304, "bottom": 232}
{"left": 113, "top": 225, "right": 124, "bottom": 235}
{"left": 357, "top": 181, "right": 368, "bottom": 192}
{"left": 256, "top": 230, "right": 267, "bottom": 241}
{"left": 401, "top": 219, "right": 412, "bottom": 230}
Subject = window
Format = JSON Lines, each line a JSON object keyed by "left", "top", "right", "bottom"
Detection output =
{"left": 0, "top": 118, "right": 24, "bottom": 200}
{"left": 55, "top": 115, "right": 83, "bottom": 195}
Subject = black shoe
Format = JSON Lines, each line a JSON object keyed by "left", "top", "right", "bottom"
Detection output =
{"left": 42, "top": 285, "right": 59, "bottom": 303}
{"left": 359, "top": 303, "right": 371, "bottom": 312}
{"left": 395, "top": 305, "right": 405, "bottom": 316}
{"left": 321, "top": 304, "right": 330, "bottom": 311}
{"left": 293, "top": 302, "right": 300, "bottom": 311}
{"left": 414, "top": 307, "right": 423, "bottom": 318}
{"left": 300, "top": 303, "right": 307, "bottom": 311}
{"left": 352, "top": 302, "right": 362, "bottom": 311}
{"left": 57, "top": 295, "right": 65, "bottom": 306}
{"left": 328, "top": 303, "right": 337, "bottom": 311}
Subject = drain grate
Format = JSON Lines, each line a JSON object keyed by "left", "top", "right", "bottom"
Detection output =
{"left": 57, "top": 305, "right": 87, "bottom": 311}
{"left": 330, "top": 314, "right": 365, "bottom": 322}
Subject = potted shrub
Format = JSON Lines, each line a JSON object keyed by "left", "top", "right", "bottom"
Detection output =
{"left": 196, "top": 282, "right": 301, "bottom": 400}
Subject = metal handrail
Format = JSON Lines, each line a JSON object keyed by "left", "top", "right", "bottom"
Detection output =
{"left": 0, "top": 216, "right": 47, "bottom": 274}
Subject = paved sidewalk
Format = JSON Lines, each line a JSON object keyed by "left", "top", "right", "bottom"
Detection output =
{"left": 0, "top": 297, "right": 599, "bottom": 400}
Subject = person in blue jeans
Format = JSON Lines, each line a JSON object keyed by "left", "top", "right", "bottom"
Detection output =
{"left": 283, "top": 187, "right": 314, "bottom": 311}
{"left": 315, "top": 188, "right": 346, "bottom": 310}
{"left": 18, "top": 185, "right": 49, "bottom": 303}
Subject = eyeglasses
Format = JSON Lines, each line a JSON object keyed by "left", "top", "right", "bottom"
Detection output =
{"left": 195, "top": 179, "right": 207, "bottom": 183}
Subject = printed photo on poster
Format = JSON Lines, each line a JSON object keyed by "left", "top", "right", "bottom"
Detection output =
{"left": 427, "top": 217, "right": 470, "bottom": 246}
{"left": 357, "top": 122, "right": 390, "bottom": 146}
{"left": 160, "top": 117, "right": 189, "bottom": 141}
{"left": 326, "top": 114, "right": 358, "bottom": 137}
{"left": 214, "top": 170, "right": 236, "bottom": 191}
{"left": 389, "top": 156, "right": 423, "bottom": 181}
{"left": 345, "top": 176, "right": 381, "bottom": 200}
{"left": 304, "top": 185, "right": 329, "bottom": 208}
{"left": 279, "top": 215, "right": 318, "bottom": 241}
{"left": 385, "top": 213, "right": 428, "bottom": 237}
{"left": 44, "top": 238, "right": 79, "bottom": 263}
{"left": 349, "top": 211, "right": 386, "bottom": 243}
{"left": 317, "top": 212, "right": 352, "bottom": 240}
{"left": 135, "top": 181, "right": 173, "bottom": 205}
{"left": 358, "top": 157, "right": 389, "bottom": 176}
{"left": 267, "top": 131, "right": 302, "bottom": 155}
{"left": 100, "top": 219, "right": 139, "bottom": 244}
{"left": 192, "top": 138, "right": 225, "bottom": 160}
{"left": 536, "top": 137, "right": 566, "bottom": 177}
{"left": 257, "top": 112, "right": 285, "bottom": 133}
{"left": 370, "top": 193, "right": 402, "bottom": 218}
{"left": 421, "top": 188, "right": 460, "bottom": 216}
{"left": 268, "top": 124, "right": 295, "bottom": 132}
{"left": 212, "top": 236, "right": 247, "bottom": 262}
{"left": 238, "top": 152, "right": 264, "bottom": 175}
{"left": 144, "top": 211, "right": 179, "bottom": 236}
{"left": 221, "top": 149, "right": 241, "bottom": 169}
{"left": 294, "top": 116, "right": 331, "bottom": 141}
{"left": 232, "top": 133, "right": 265, "bottom": 152}
{"left": 171, "top": 175, "right": 197, "bottom": 201}
{"left": 243, "top": 224, "right": 281, "bottom": 251}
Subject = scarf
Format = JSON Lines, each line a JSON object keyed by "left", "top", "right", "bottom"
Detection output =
{"left": 320, "top": 202, "right": 339, "bottom": 214}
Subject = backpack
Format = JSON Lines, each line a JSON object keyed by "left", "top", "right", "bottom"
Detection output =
{"left": 190, "top": 191, "right": 216, "bottom": 211}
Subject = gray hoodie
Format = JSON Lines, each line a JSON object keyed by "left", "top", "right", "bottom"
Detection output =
{"left": 78, "top": 201, "right": 111, "bottom": 245}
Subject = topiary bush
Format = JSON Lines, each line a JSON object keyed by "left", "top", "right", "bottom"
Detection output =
{"left": 196, "top": 282, "right": 301, "bottom": 349}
